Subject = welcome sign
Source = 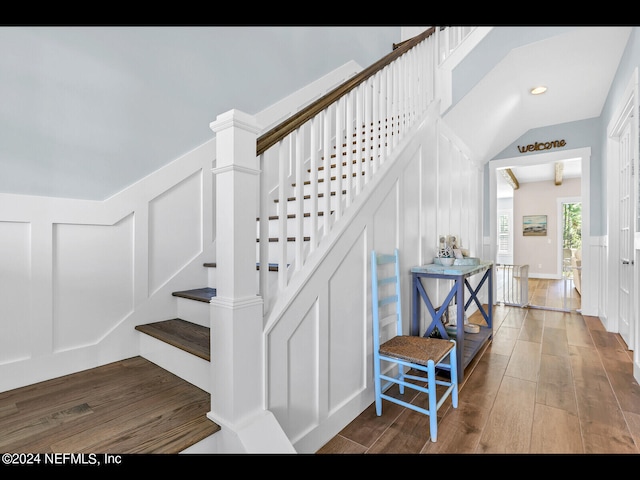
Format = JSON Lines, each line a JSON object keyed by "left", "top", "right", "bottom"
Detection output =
{"left": 517, "top": 139, "right": 566, "bottom": 153}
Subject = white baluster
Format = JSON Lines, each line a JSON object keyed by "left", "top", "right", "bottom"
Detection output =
{"left": 294, "top": 128, "right": 304, "bottom": 273}
{"left": 334, "top": 96, "right": 344, "bottom": 221}
{"left": 309, "top": 116, "right": 318, "bottom": 252}
{"left": 322, "top": 108, "right": 331, "bottom": 237}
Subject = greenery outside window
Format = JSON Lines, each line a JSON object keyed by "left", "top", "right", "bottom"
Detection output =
{"left": 562, "top": 202, "right": 582, "bottom": 251}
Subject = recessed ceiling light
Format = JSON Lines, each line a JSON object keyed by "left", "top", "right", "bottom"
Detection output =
{"left": 530, "top": 86, "right": 547, "bottom": 95}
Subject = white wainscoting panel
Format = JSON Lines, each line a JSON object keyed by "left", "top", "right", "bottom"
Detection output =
{"left": 372, "top": 182, "right": 399, "bottom": 257}
{"left": 0, "top": 221, "right": 31, "bottom": 364}
{"left": 53, "top": 214, "right": 135, "bottom": 351}
{"left": 148, "top": 170, "right": 203, "bottom": 295}
{"left": 267, "top": 293, "right": 320, "bottom": 440}
{"left": 327, "top": 234, "right": 367, "bottom": 413}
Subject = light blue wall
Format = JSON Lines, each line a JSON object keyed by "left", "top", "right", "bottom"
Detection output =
{"left": 0, "top": 27, "right": 401, "bottom": 200}
{"left": 486, "top": 27, "right": 640, "bottom": 237}
{"left": 597, "top": 27, "right": 640, "bottom": 236}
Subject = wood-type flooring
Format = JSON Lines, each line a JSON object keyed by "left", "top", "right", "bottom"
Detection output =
{"left": 317, "top": 278, "right": 640, "bottom": 454}
{"left": 0, "top": 356, "right": 219, "bottom": 454}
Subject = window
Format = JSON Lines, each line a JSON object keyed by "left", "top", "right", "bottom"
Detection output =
{"left": 498, "top": 211, "right": 512, "bottom": 254}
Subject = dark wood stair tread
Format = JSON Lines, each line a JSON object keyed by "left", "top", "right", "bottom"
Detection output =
{"left": 172, "top": 287, "right": 216, "bottom": 302}
{"left": 257, "top": 262, "right": 282, "bottom": 271}
{"left": 202, "top": 262, "right": 282, "bottom": 271}
{"left": 273, "top": 190, "right": 347, "bottom": 203}
{"left": 256, "top": 212, "right": 328, "bottom": 221}
{"left": 257, "top": 237, "right": 310, "bottom": 242}
{"left": 136, "top": 319, "right": 210, "bottom": 361}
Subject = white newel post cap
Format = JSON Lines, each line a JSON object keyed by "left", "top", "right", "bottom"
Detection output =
{"left": 210, "top": 109, "right": 262, "bottom": 170}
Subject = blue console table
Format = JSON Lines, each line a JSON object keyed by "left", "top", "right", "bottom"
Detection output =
{"left": 410, "top": 261, "right": 493, "bottom": 381}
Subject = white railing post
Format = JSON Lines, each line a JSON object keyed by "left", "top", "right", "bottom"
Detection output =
{"left": 209, "top": 109, "right": 294, "bottom": 453}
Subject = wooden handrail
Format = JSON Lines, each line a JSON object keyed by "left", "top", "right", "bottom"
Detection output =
{"left": 256, "top": 27, "right": 436, "bottom": 156}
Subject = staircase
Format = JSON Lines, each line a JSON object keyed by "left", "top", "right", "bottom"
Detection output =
{"left": 132, "top": 120, "right": 386, "bottom": 455}
{"left": 134, "top": 130, "right": 370, "bottom": 389}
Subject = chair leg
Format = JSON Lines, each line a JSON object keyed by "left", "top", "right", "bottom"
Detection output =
{"left": 374, "top": 353, "right": 382, "bottom": 416}
{"left": 450, "top": 342, "right": 459, "bottom": 408}
{"left": 427, "top": 359, "right": 438, "bottom": 442}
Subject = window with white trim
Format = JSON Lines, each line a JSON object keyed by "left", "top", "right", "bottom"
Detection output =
{"left": 498, "top": 210, "right": 512, "bottom": 255}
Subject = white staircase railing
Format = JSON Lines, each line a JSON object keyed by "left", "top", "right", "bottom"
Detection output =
{"left": 257, "top": 28, "right": 450, "bottom": 316}
{"left": 437, "top": 26, "right": 476, "bottom": 63}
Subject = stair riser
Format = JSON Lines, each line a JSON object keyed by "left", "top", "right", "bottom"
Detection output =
{"left": 207, "top": 267, "right": 216, "bottom": 287}
{"left": 138, "top": 333, "right": 211, "bottom": 393}
{"left": 258, "top": 216, "right": 327, "bottom": 238}
{"left": 303, "top": 171, "right": 369, "bottom": 191}
{"left": 176, "top": 297, "right": 210, "bottom": 328}
{"left": 256, "top": 240, "right": 310, "bottom": 266}
{"left": 275, "top": 195, "right": 345, "bottom": 217}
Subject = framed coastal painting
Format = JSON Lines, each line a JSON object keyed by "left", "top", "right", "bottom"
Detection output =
{"left": 523, "top": 215, "right": 547, "bottom": 236}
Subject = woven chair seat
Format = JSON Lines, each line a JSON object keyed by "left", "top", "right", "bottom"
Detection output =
{"left": 380, "top": 335, "right": 455, "bottom": 367}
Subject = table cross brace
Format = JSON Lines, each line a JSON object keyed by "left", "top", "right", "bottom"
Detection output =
{"left": 416, "top": 278, "right": 457, "bottom": 338}
{"left": 463, "top": 269, "right": 490, "bottom": 323}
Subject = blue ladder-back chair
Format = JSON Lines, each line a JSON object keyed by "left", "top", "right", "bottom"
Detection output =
{"left": 371, "top": 249, "right": 458, "bottom": 442}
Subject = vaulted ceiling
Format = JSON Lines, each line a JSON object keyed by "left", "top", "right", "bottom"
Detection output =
{"left": 441, "top": 26, "right": 631, "bottom": 199}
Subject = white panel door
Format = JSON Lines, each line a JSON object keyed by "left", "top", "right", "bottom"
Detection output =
{"left": 618, "top": 120, "right": 634, "bottom": 349}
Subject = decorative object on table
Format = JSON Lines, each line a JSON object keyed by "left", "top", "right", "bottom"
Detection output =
{"left": 444, "top": 301, "right": 479, "bottom": 337}
{"left": 454, "top": 257, "right": 481, "bottom": 266}
{"left": 447, "top": 302, "right": 468, "bottom": 326}
{"left": 437, "top": 234, "right": 459, "bottom": 259}
{"left": 438, "top": 257, "right": 455, "bottom": 266}
{"left": 435, "top": 234, "right": 479, "bottom": 266}
{"left": 445, "top": 324, "right": 458, "bottom": 337}
{"left": 437, "top": 235, "right": 452, "bottom": 259}
{"left": 464, "top": 323, "right": 480, "bottom": 334}
{"left": 447, "top": 304, "right": 458, "bottom": 325}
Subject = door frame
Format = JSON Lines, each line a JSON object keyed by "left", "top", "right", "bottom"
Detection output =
{"left": 489, "top": 146, "right": 591, "bottom": 313}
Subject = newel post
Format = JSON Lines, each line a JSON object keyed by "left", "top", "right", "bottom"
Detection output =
{"left": 208, "top": 110, "right": 294, "bottom": 452}
{"left": 209, "top": 108, "right": 263, "bottom": 424}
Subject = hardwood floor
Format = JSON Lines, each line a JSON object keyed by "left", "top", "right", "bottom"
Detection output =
{"left": 317, "top": 279, "right": 640, "bottom": 454}
{"left": 0, "top": 356, "right": 219, "bottom": 454}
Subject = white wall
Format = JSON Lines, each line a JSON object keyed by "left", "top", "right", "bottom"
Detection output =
{"left": 0, "top": 141, "right": 216, "bottom": 392}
